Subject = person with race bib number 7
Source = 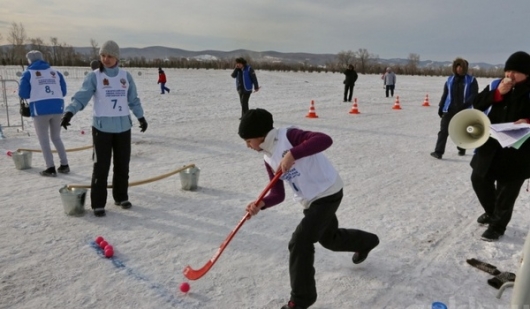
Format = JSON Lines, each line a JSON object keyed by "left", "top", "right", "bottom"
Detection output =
{"left": 61, "top": 40, "right": 148, "bottom": 217}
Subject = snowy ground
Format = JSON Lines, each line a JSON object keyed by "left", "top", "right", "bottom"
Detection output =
{"left": 0, "top": 67, "right": 528, "bottom": 309}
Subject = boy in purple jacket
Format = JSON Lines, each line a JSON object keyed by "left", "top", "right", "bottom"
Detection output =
{"left": 239, "top": 108, "right": 379, "bottom": 309}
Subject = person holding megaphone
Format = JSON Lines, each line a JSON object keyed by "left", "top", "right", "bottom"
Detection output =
{"left": 469, "top": 51, "right": 530, "bottom": 241}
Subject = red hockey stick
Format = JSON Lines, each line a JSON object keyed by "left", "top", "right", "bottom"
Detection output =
{"left": 183, "top": 170, "right": 283, "bottom": 280}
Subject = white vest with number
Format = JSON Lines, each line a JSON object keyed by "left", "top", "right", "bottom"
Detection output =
{"left": 93, "top": 69, "right": 130, "bottom": 117}
{"left": 264, "top": 128, "right": 338, "bottom": 204}
{"left": 28, "top": 68, "right": 63, "bottom": 103}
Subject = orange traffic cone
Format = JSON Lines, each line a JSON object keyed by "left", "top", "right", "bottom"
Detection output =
{"left": 392, "top": 96, "right": 402, "bottom": 110}
{"left": 349, "top": 98, "right": 360, "bottom": 114}
{"left": 305, "top": 100, "right": 319, "bottom": 118}
{"left": 422, "top": 94, "right": 430, "bottom": 107}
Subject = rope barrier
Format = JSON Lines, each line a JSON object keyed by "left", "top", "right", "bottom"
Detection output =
{"left": 66, "top": 163, "right": 196, "bottom": 189}
{"left": 16, "top": 144, "right": 93, "bottom": 153}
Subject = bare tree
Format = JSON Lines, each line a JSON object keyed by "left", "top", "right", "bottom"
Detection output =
{"left": 49, "top": 37, "right": 59, "bottom": 65}
{"left": 407, "top": 53, "right": 420, "bottom": 75}
{"left": 354, "top": 48, "right": 378, "bottom": 74}
{"left": 7, "top": 22, "right": 28, "bottom": 65}
{"left": 336, "top": 50, "right": 355, "bottom": 70}
{"left": 90, "top": 38, "right": 99, "bottom": 60}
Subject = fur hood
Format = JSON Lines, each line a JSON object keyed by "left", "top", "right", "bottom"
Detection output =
{"left": 452, "top": 58, "right": 468, "bottom": 75}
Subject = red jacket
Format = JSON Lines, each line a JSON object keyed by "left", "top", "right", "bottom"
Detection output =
{"left": 158, "top": 71, "right": 167, "bottom": 84}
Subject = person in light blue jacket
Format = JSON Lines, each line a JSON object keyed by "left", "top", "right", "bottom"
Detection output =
{"left": 18, "top": 50, "right": 70, "bottom": 177}
{"left": 61, "top": 40, "right": 148, "bottom": 217}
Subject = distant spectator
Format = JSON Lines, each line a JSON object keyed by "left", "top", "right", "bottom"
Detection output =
{"left": 157, "top": 67, "right": 170, "bottom": 94}
{"left": 90, "top": 60, "right": 100, "bottom": 70}
{"left": 430, "top": 58, "right": 478, "bottom": 159}
{"left": 231, "top": 57, "right": 259, "bottom": 119}
{"left": 343, "top": 64, "right": 358, "bottom": 102}
{"left": 383, "top": 67, "right": 396, "bottom": 97}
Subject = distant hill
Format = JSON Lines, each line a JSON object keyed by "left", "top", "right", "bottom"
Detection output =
{"left": 1, "top": 45, "right": 502, "bottom": 69}
{"left": 76, "top": 46, "right": 504, "bottom": 70}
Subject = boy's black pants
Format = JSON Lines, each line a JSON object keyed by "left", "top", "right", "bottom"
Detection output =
{"left": 288, "top": 189, "right": 379, "bottom": 308}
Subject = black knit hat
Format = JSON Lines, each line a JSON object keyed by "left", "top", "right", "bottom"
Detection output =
{"left": 238, "top": 108, "right": 273, "bottom": 139}
{"left": 504, "top": 51, "right": 530, "bottom": 75}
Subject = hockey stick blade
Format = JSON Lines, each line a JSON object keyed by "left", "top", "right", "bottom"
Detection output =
{"left": 183, "top": 170, "right": 283, "bottom": 280}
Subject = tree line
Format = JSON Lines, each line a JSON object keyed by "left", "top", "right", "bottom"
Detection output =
{"left": 0, "top": 22, "right": 503, "bottom": 78}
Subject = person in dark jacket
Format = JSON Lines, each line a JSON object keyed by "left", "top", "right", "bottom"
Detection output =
{"left": 157, "top": 67, "right": 170, "bottom": 94}
{"left": 343, "top": 64, "right": 358, "bottom": 102}
{"left": 231, "top": 57, "right": 259, "bottom": 119}
{"left": 239, "top": 109, "right": 379, "bottom": 309}
{"left": 431, "top": 58, "right": 478, "bottom": 159}
{"left": 470, "top": 51, "right": 530, "bottom": 241}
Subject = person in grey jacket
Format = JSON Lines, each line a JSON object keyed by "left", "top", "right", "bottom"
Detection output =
{"left": 383, "top": 67, "right": 396, "bottom": 97}
{"left": 61, "top": 40, "right": 148, "bottom": 217}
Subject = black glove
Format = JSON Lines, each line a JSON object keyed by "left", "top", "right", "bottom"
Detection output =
{"left": 61, "top": 112, "right": 73, "bottom": 130}
{"left": 138, "top": 117, "right": 148, "bottom": 132}
{"left": 438, "top": 107, "right": 444, "bottom": 118}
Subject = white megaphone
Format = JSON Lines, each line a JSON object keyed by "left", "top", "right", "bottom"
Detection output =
{"left": 448, "top": 109, "right": 491, "bottom": 149}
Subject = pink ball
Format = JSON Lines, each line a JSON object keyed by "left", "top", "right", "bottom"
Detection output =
{"left": 99, "top": 240, "right": 108, "bottom": 249}
{"left": 95, "top": 236, "right": 104, "bottom": 244}
{"left": 180, "top": 282, "right": 190, "bottom": 293}
{"left": 6, "top": 151, "right": 12, "bottom": 157}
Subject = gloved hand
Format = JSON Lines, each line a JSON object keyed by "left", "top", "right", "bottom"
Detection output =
{"left": 438, "top": 107, "right": 444, "bottom": 118}
{"left": 61, "top": 112, "right": 73, "bottom": 130}
{"left": 138, "top": 117, "right": 148, "bottom": 132}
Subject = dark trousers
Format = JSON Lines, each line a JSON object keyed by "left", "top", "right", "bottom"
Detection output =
{"left": 471, "top": 170, "right": 525, "bottom": 233}
{"left": 344, "top": 84, "right": 354, "bottom": 102}
{"left": 238, "top": 91, "right": 251, "bottom": 118}
{"left": 91, "top": 127, "right": 131, "bottom": 209}
{"left": 288, "top": 190, "right": 379, "bottom": 308}
{"left": 385, "top": 85, "right": 395, "bottom": 97}
{"left": 159, "top": 83, "right": 170, "bottom": 94}
{"left": 434, "top": 112, "right": 465, "bottom": 155}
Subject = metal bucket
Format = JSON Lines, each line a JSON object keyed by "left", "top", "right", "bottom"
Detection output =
{"left": 12, "top": 151, "right": 32, "bottom": 170}
{"left": 179, "top": 166, "right": 200, "bottom": 191}
{"left": 59, "top": 186, "right": 87, "bottom": 216}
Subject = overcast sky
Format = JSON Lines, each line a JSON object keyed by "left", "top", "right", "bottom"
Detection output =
{"left": 1, "top": 0, "right": 528, "bottom": 64}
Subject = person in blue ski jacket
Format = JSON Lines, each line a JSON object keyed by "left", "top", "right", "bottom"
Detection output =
{"left": 231, "top": 57, "right": 259, "bottom": 119}
{"left": 431, "top": 57, "right": 478, "bottom": 159}
{"left": 61, "top": 40, "right": 148, "bottom": 217}
{"left": 18, "top": 50, "right": 70, "bottom": 177}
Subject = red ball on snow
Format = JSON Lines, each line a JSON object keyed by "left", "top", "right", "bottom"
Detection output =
{"left": 104, "top": 248, "right": 114, "bottom": 258}
{"left": 104, "top": 244, "right": 113, "bottom": 252}
{"left": 99, "top": 240, "right": 108, "bottom": 249}
{"left": 180, "top": 282, "right": 190, "bottom": 293}
{"left": 95, "top": 236, "right": 104, "bottom": 244}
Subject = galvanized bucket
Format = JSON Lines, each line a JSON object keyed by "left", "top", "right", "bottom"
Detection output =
{"left": 179, "top": 166, "right": 200, "bottom": 191}
{"left": 12, "top": 151, "right": 32, "bottom": 170}
{"left": 59, "top": 186, "right": 87, "bottom": 216}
